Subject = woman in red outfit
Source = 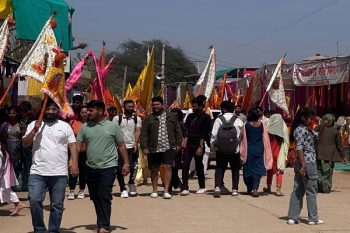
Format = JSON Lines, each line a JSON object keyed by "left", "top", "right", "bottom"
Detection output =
{"left": 264, "top": 114, "right": 289, "bottom": 196}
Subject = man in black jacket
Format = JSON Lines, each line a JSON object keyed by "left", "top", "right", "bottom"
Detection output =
{"left": 181, "top": 96, "right": 211, "bottom": 195}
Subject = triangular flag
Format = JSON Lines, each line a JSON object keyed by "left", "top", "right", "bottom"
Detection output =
{"left": 268, "top": 58, "right": 289, "bottom": 114}
{"left": 16, "top": 18, "right": 57, "bottom": 83}
{"left": 140, "top": 46, "right": 155, "bottom": 110}
{"left": 40, "top": 48, "right": 73, "bottom": 118}
{"left": 129, "top": 67, "right": 146, "bottom": 102}
{"left": 193, "top": 47, "right": 216, "bottom": 99}
{"left": 0, "top": 16, "right": 9, "bottom": 64}
{"left": 124, "top": 83, "right": 133, "bottom": 99}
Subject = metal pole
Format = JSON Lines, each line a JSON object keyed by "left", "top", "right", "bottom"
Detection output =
{"left": 161, "top": 43, "right": 166, "bottom": 102}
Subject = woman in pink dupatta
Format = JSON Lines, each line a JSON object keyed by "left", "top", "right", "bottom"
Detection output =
{"left": 0, "top": 141, "right": 26, "bottom": 215}
{"left": 240, "top": 108, "right": 272, "bottom": 197}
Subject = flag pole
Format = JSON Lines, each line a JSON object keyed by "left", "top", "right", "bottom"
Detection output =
{"left": 38, "top": 95, "right": 49, "bottom": 121}
{"left": 259, "top": 53, "right": 286, "bottom": 107}
{"left": 0, "top": 74, "right": 18, "bottom": 107}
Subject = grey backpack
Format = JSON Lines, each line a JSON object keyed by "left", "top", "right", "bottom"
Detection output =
{"left": 215, "top": 115, "right": 238, "bottom": 155}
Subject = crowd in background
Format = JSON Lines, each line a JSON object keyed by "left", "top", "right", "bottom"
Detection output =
{"left": 0, "top": 94, "right": 349, "bottom": 231}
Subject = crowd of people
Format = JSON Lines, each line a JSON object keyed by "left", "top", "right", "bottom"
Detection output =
{"left": 0, "top": 94, "right": 349, "bottom": 232}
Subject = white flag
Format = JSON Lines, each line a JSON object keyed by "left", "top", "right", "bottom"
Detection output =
{"left": 16, "top": 18, "right": 57, "bottom": 83}
{"left": 0, "top": 16, "right": 9, "bottom": 64}
{"left": 193, "top": 48, "right": 216, "bottom": 99}
{"left": 268, "top": 58, "right": 289, "bottom": 114}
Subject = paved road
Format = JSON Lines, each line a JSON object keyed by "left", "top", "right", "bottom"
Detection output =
{"left": 1, "top": 168, "right": 350, "bottom": 233}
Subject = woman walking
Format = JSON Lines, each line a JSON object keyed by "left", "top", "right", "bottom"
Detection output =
{"left": 0, "top": 135, "right": 26, "bottom": 215}
{"left": 68, "top": 106, "right": 88, "bottom": 200}
{"left": 287, "top": 108, "right": 323, "bottom": 225}
{"left": 0, "top": 106, "right": 23, "bottom": 179}
{"left": 240, "top": 108, "right": 272, "bottom": 197}
{"left": 316, "top": 114, "right": 347, "bottom": 193}
{"left": 264, "top": 114, "right": 289, "bottom": 196}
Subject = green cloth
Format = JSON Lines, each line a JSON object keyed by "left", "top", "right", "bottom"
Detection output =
{"left": 77, "top": 119, "right": 124, "bottom": 169}
{"left": 12, "top": 0, "right": 74, "bottom": 52}
{"left": 216, "top": 68, "right": 235, "bottom": 80}
{"left": 317, "top": 160, "right": 334, "bottom": 193}
{"left": 335, "top": 162, "right": 350, "bottom": 170}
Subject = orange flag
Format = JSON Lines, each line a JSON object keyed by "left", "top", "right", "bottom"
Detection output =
{"left": 41, "top": 48, "right": 73, "bottom": 117}
{"left": 242, "top": 74, "right": 256, "bottom": 112}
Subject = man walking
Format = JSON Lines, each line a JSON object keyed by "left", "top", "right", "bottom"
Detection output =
{"left": 211, "top": 101, "right": 243, "bottom": 197}
{"left": 140, "top": 96, "right": 182, "bottom": 199}
{"left": 181, "top": 96, "right": 212, "bottom": 195}
{"left": 77, "top": 100, "right": 130, "bottom": 233}
{"left": 22, "top": 98, "right": 79, "bottom": 233}
{"left": 113, "top": 100, "right": 142, "bottom": 197}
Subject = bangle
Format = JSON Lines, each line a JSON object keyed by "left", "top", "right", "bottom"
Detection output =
{"left": 124, "top": 164, "right": 130, "bottom": 167}
{"left": 30, "top": 131, "right": 37, "bottom": 135}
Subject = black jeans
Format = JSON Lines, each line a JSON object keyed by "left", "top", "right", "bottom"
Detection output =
{"left": 86, "top": 166, "right": 117, "bottom": 230}
{"left": 182, "top": 142, "right": 205, "bottom": 190}
{"left": 214, "top": 152, "right": 241, "bottom": 190}
{"left": 68, "top": 152, "right": 87, "bottom": 190}
{"left": 116, "top": 148, "right": 138, "bottom": 192}
{"left": 169, "top": 151, "right": 183, "bottom": 193}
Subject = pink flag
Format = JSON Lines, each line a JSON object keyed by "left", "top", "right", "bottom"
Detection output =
{"left": 65, "top": 51, "right": 92, "bottom": 92}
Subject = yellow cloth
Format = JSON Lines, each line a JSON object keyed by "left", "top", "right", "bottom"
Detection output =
{"left": 129, "top": 68, "right": 146, "bottom": 102}
{"left": 124, "top": 83, "right": 133, "bottom": 99}
{"left": 41, "top": 66, "right": 73, "bottom": 117}
{"left": 140, "top": 46, "right": 154, "bottom": 111}
{"left": 0, "top": 0, "right": 12, "bottom": 20}
{"left": 28, "top": 78, "right": 44, "bottom": 97}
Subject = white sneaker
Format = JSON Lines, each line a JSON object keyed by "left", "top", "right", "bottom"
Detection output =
{"left": 121, "top": 190, "right": 129, "bottom": 198}
{"left": 180, "top": 190, "right": 190, "bottom": 196}
{"left": 77, "top": 191, "right": 85, "bottom": 199}
{"left": 232, "top": 190, "right": 239, "bottom": 196}
{"left": 67, "top": 192, "right": 75, "bottom": 200}
{"left": 287, "top": 219, "right": 298, "bottom": 225}
{"left": 150, "top": 192, "right": 158, "bottom": 198}
{"left": 213, "top": 187, "right": 221, "bottom": 198}
{"left": 308, "top": 219, "right": 324, "bottom": 225}
{"left": 196, "top": 188, "right": 207, "bottom": 194}
{"left": 163, "top": 193, "right": 172, "bottom": 199}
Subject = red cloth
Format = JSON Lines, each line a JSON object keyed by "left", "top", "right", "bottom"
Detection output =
{"left": 268, "top": 134, "right": 282, "bottom": 174}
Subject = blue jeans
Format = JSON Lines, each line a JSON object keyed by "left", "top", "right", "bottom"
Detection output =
{"left": 28, "top": 174, "right": 67, "bottom": 233}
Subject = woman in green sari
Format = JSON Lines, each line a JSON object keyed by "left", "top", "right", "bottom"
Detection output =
{"left": 316, "top": 114, "right": 347, "bottom": 193}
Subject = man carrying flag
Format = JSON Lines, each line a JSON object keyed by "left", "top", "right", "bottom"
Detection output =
{"left": 22, "top": 98, "right": 79, "bottom": 233}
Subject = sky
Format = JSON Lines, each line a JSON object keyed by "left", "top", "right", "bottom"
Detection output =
{"left": 66, "top": 0, "right": 350, "bottom": 70}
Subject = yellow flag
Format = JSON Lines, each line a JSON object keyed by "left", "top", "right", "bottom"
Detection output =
{"left": 0, "top": 0, "right": 12, "bottom": 20}
{"left": 129, "top": 67, "right": 146, "bottom": 101}
{"left": 114, "top": 94, "right": 123, "bottom": 114}
{"left": 124, "top": 83, "right": 133, "bottom": 99}
{"left": 140, "top": 46, "right": 155, "bottom": 110}
{"left": 182, "top": 91, "right": 191, "bottom": 109}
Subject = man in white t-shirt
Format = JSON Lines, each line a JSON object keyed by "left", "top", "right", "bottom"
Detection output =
{"left": 113, "top": 100, "right": 142, "bottom": 198}
{"left": 211, "top": 101, "right": 243, "bottom": 198}
{"left": 22, "top": 99, "right": 78, "bottom": 233}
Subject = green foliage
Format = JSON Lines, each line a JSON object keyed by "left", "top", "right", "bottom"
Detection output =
{"left": 105, "top": 39, "right": 197, "bottom": 96}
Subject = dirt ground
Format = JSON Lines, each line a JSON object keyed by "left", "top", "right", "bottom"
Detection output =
{"left": 1, "top": 168, "right": 350, "bottom": 233}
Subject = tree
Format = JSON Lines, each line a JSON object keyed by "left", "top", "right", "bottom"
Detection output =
{"left": 105, "top": 39, "right": 198, "bottom": 96}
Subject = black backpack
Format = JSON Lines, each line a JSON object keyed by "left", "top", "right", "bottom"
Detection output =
{"left": 215, "top": 115, "right": 239, "bottom": 155}
{"left": 117, "top": 115, "right": 138, "bottom": 127}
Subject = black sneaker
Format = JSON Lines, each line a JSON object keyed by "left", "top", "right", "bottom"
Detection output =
{"left": 213, "top": 187, "right": 221, "bottom": 198}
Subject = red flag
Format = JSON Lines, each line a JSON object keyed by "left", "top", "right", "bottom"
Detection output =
{"left": 242, "top": 74, "right": 255, "bottom": 111}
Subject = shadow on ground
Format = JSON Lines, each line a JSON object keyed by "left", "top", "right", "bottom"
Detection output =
{"left": 27, "top": 224, "right": 127, "bottom": 233}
